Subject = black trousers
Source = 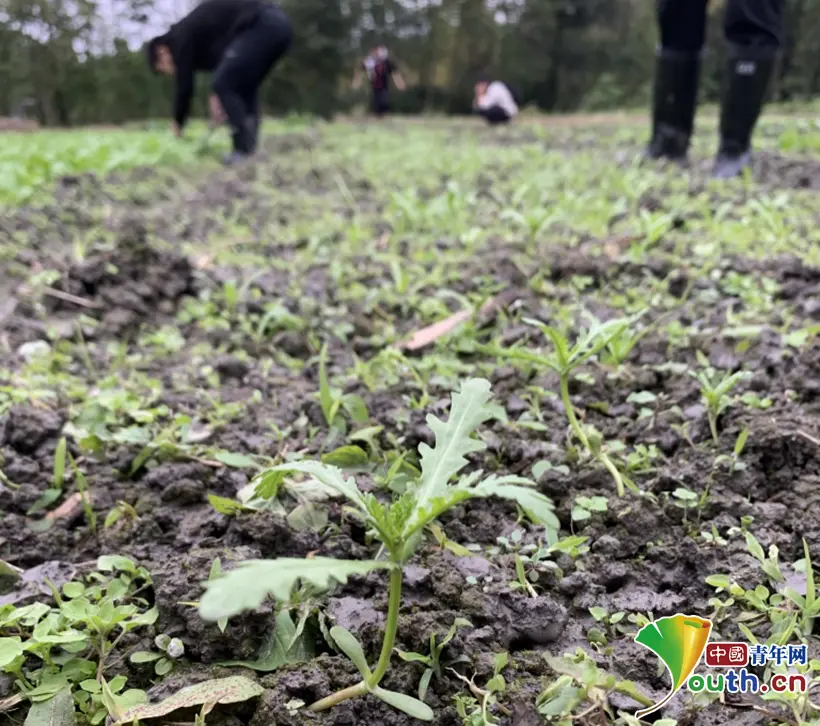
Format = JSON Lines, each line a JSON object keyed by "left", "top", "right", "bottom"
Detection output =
{"left": 658, "top": 0, "right": 782, "bottom": 53}
{"left": 372, "top": 88, "right": 390, "bottom": 116}
{"left": 212, "top": 4, "right": 293, "bottom": 153}
{"left": 478, "top": 106, "right": 512, "bottom": 126}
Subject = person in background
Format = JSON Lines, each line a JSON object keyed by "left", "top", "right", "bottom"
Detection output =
{"left": 473, "top": 75, "right": 519, "bottom": 125}
{"left": 147, "top": 0, "right": 293, "bottom": 165}
{"left": 646, "top": 0, "right": 782, "bottom": 178}
{"left": 352, "top": 46, "right": 407, "bottom": 118}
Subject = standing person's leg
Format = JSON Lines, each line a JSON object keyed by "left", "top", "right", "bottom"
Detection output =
{"left": 212, "top": 5, "right": 292, "bottom": 161}
{"left": 212, "top": 51, "right": 250, "bottom": 156}
{"left": 372, "top": 88, "right": 389, "bottom": 118}
{"left": 714, "top": 0, "right": 782, "bottom": 178}
{"left": 645, "top": 0, "right": 708, "bottom": 162}
{"left": 245, "top": 89, "right": 260, "bottom": 154}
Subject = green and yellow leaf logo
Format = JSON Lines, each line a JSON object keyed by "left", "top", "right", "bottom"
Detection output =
{"left": 634, "top": 613, "right": 712, "bottom": 717}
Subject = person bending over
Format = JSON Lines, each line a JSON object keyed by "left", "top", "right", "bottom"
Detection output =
{"left": 352, "top": 46, "right": 406, "bottom": 118}
{"left": 646, "top": 0, "right": 781, "bottom": 178}
{"left": 147, "top": 0, "right": 293, "bottom": 165}
{"left": 473, "top": 75, "right": 519, "bottom": 125}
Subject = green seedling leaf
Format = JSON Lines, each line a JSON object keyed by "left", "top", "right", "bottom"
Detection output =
{"left": 113, "top": 677, "right": 263, "bottom": 724}
{"left": 472, "top": 477, "right": 560, "bottom": 538}
{"left": 251, "top": 469, "right": 287, "bottom": 500}
{"left": 395, "top": 650, "right": 430, "bottom": 665}
{"left": 220, "top": 609, "right": 312, "bottom": 671}
{"left": 418, "top": 669, "right": 434, "bottom": 702}
{"left": 62, "top": 582, "right": 85, "bottom": 598}
{"left": 406, "top": 378, "right": 496, "bottom": 532}
{"left": 371, "top": 687, "right": 434, "bottom": 721}
{"left": 329, "top": 626, "right": 371, "bottom": 679}
{"left": 200, "top": 558, "right": 392, "bottom": 621}
{"left": 24, "top": 687, "right": 76, "bottom": 726}
{"left": 286, "top": 502, "right": 328, "bottom": 532}
{"left": 801, "top": 538, "right": 816, "bottom": 616}
{"left": 155, "top": 658, "right": 174, "bottom": 676}
{"left": 734, "top": 428, "right": 749, "bottom": 457}
{"left": 0, "top": 637, "right": 24, "bottom": 668}
{"left": 207, "top": 494, "right": 249, "bottom": 516}
{"left": 340, "top": 395, "right": 369, "bottom": 423}
{"left": 53, "top": 438, "right": 67, "bottom": 490}
{"left": 532, "top": 460, "right": 569, "bottom": 478}
{"left": 705, "top": 574, "right": 732, "bottom": 590}
{"left": 440, "top": 618, "right": 472, "bottom": 648}
{"left": 627, "top": 391, "right": 657, "bottom": 405}
{"left": 128, "top": 606, "right": 159, "bottom": 629}
{"left": 318, "top": 344, "right": 335, "bottom": 426}
{"left": 537, "top": 681, "right": 584, "bottom": 717}
{"left": 130, "top": 651, "right": 162, "bottom": 664}
{"left": 96, "top": 555, "right": 136, "bottom": 573}
{"left": 101, "top": 677, "right": 126, "bottom": 722}
{"left": 27, "top": 678, "right": 71, "bottom": 703}
{"left": 427, "top": 524, "right": 471, "bottom": 557}
{"left": 321, "top": 445, "right": 370, "bottom": 468}
{"left": 349, "top": 425, "right": 384, "bottom": 450}
{"left": 0, "top": 560, "right": 22, "bottom": 595}
{"left": 737, "top": 623, "right": 759, "bottom": 645}
{"left": 745, "top": 532, "right": 766, "bottom": 563}
{"left": 27, "top": 488, "right": 62, "bottom": 516}
{"left": 589, "top": 607, "right": 608, "bottom": 621}
{"left": 213, "top": 452, "right": 259, "bottom": 469}
{"left": 208, "top": 559, "right": 229, "bottom": 633}
{"left": 267, "top": 461, "right": 367, "bottom": 510}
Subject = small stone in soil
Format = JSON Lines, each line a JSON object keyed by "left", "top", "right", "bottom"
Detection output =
{"left": 215, "top": 355, "right": 250, "bottom": 380}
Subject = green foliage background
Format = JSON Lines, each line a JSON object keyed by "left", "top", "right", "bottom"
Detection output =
{"left": 2, "top": 0, "right": 820, "bottom": 125}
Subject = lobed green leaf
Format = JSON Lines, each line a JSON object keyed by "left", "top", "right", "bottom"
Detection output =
{"left": 199, "top": 558, "right": 391, "bottom": 621}
{"left": 405, "top": 378, "right": 497, "bottom": 534}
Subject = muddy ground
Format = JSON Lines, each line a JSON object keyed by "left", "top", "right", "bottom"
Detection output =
{"left": 1, "top": 117, "right": 819, "bottom": 726}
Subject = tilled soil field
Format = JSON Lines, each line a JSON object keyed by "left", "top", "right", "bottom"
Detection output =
{"left": 1, "top": 118, "right": 819, "bottom": 726}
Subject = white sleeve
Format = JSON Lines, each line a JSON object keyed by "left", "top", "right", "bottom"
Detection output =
{"left": 478, "top": 83, "right": 502, "bottom": 109}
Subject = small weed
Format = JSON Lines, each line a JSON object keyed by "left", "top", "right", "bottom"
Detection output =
{"left": 396, "top": 618, "right": 472, "bottom": 702}
{"left": 451, "top": 652, "right": 510, "bottom": 726}
{"left": 0, "top": 556, "right": 155, "bottom": 723}
{"left": 537, "top": 649, "right": 652, "bottom": 722}
{"left": 130, "top": 634, "right": 185, "bottom": 676}
{"left": 491, "top": 313, "right": 635, "bottom": 495}
{"left": 689, "top": 352, "right": 751, "bottom": 444}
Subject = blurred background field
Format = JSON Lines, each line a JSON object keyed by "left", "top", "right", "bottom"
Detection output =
{"left": 4, "top": 0, "right": 820, "bottom": 127}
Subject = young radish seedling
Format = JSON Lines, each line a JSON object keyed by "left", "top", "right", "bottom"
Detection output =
{"left": 489, "top": 315, "right": 634, "bottom": 496}
{"left": 689, "top": 352, "right": 751, "bottom": 444}
{"left": 199, "top": 378, "right": 559, "bottom": 721}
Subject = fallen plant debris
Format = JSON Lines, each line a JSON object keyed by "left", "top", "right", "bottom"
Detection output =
{"left": 398, "top": 290, "right": 520, "bottom": 352}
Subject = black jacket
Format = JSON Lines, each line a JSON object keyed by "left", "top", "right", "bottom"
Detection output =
{"left": 164, "top": 0, "right": 272, "bottom": 127}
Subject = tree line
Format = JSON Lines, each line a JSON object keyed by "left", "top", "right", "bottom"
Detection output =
{"left": 2, "top": 0, "right": 820, "bottom": 127}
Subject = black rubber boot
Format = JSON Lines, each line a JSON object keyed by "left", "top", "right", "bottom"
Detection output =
{"left": 246, "top": 114, "right": 260, "bottom": 154}
{"left": 223, "top": 122, "right": 251, "bottom": 166}
{"left": 713, "top": 47, "right": 778, "bottom": 179}
{"left": 645, "top": 49, "right": 701, "bottom": 163}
